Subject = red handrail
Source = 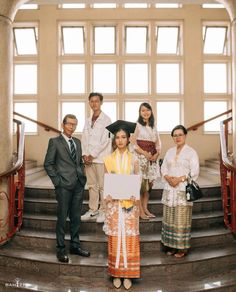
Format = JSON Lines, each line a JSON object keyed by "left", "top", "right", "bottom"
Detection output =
{"left": 0, "top": 119, "right": 25, "bottom": 245}
{"left": 219, "top": 117, "right": 236, "bottom": 234}
{"left": 187, "top": 109, "right": 232, "bottom": 131}
{"left": 14, "top": 111, "right": 61, "bottom": 134}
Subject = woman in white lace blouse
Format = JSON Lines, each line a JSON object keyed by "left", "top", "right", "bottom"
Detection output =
{"left": 132, "top": 103, "right": 161, "bottom": 220}
{"left": 161, "top": 125, "right": 199, "bottom": 258}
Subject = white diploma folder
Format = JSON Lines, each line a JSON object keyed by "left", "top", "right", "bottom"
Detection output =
{"left": 104, "top": 173, "right": 141, "bottom": 200}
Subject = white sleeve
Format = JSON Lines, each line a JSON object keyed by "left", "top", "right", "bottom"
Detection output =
{"left": 89, "top": 116, "right": 112, "bottom": 158}
{"left": 189, "top": 149, "right": 200, "bottom": 181}
{"left": 161, "top": 150, "right": 169, "bottom": 178}
{"left": 81, "top": 120, "right": 89, "bottom": 156}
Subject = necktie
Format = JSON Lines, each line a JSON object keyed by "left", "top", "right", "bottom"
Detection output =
{"left": 69, "top": 139, "right": 76, "bottom": 163}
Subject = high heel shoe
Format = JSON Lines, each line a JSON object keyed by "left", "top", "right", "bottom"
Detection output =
{"left": 113, "top": 277, "right": 122, "bottom": 289}
{"left": 123, "top": 278, "right": 132, "bottom": 290}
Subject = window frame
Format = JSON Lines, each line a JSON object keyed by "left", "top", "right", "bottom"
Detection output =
{"left": 93, "top": 25, "right": 116, "bottom": 55}
{"left": 13, "top": 25, "right": 38, "bottom": 56}
{"left": 203, "top": 25, "right": 229, "bottom": 55}
{"left": 124, "top": 25, "right": 149, "bottom": 55}
{"left": 203, "top": 100, "right": 229, "bottom": 133}
{"left": 14, "top": 100, "right": 38, "bottom": 135}
{"left": 156, "top": 25, "right": 180, "bottom": 55}
{"left": 61, "top": 26, "right": 85, "bottom": 55}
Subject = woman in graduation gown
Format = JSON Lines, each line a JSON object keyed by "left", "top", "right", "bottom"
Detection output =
{"left": 103, "top": 120, "right": 140, "bottom": 290}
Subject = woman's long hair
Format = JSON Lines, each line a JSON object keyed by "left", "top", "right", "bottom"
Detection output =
{"left": 137, "top": 102, "right": 155, "bottom": 128}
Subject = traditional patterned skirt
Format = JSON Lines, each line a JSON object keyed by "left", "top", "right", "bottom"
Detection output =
{"left": 161, "top": 205, "right": 193, "bottom": 250}
{"left": 136, "top": 140, "right": 160, "bottom": 189}
{"left": 108, "top": 235, "right": 140, "bottom": 278}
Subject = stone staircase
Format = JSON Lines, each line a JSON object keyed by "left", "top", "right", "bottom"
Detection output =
{"left": 0, "top": 160, "right": 236, "bottom": 291}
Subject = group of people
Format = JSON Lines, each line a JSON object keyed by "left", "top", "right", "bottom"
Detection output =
{"left": 44, "top": 92, "right": 199, "bottom": 290}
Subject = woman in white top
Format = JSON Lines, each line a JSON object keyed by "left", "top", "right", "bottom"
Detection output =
{"left": 161, "top": 125, "right": 199, "bottom": 258}
{"left": 132, "top": 103, "right": 161, "bottom": 220}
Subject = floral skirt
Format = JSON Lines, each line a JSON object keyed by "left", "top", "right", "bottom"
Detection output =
{"left": 108, "top": 235, "right": 140, "bottom": 278}
{"left": 161, "top": 205, "right": 192, "bottom": 250}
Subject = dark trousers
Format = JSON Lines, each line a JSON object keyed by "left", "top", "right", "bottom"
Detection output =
{"left": 55, "top": 182, "right": 84, "bottom": 251}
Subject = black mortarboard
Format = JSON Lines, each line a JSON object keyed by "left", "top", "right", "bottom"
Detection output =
{"left": 106, "top": 120, "right": 136, "bottom": 135}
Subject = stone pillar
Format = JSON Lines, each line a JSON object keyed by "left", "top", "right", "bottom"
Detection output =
{"left": 0, "top": 13, "right": 13, "bottom": 243}
{"left": 0, "top": 15, "right": 13, "bottom": 174}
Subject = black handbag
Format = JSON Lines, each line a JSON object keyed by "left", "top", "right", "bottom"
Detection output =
{"left": 186, "top": 177, "right": 202, "bottom": 202}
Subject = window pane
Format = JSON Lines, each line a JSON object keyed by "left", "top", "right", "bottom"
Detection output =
{"left": 124, "top": 101, "right": 143, "bottom": 122}
{"left": 156, "top": 102, "right": 180, "bottom": 132}
{"left": 204, "top": 64, "right": 227, "bottom": 93}
{"left": 102, "top": 102, "right": 117, "bottom": 122}
{"left": 124, "top": 3, "right": 148, "bottom": 8}
{"left": 204, "top": 101, "right": 227, "bottom": 132}
{"left": 156, "top": 63, "right": 180, "bottom": 93}
{"left": 157, "top": 27, "right": 179, "bottom": 54}
{"left": 202, "top": 4, "right": 225, "bottom": 9}
{"left": 93, "top": 3, "right": 116, "bottom": 8}
{"left": 62, "top": 27, "right": 84, "bottom": 54}
{"left": 19, "top": 4, "right": 38, "bottom": 10}
{"left": 61, "top": 102, "right": 85, "bottom": 132}
{"left": 14, "top": 102, "right": 37, "bottom": 133}
{"left": 62, "top": 64, "right": 85, "bottom": 94}
{"left": 61, "top": 4, "right": 85, "bottom": 9}
{"left": 126, "top": 27, "right": 147, "bottom": 54}
{"left": 93, "top": 64, "right": 116, "bottom": 93}
{"left": 125, "top": 64, "right": 148, "bottom": 93}
{"left": 14, "top": 28, "right": 37, "bottom": 55}
{"left": 155, "top": 4, "right": 181, "bottom": 8}
{"left": 94, "top": 27, "right": 115, "bottom": 54}
{"left": 203, "top": 27, "right": 227, "bottom": 55}
{"left": 14, "top": 64, "right": 37, "bottom": 94}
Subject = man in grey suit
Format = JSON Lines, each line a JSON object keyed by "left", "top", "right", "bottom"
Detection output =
{"left": 44, "top": 114, "right": 90, "bottom": 263}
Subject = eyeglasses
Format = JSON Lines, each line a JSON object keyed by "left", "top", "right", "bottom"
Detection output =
{"left": 65, "top": 122, "right": 77, "bottom": 128}
{"left": 173, "top": 134, "right": 185, "bottom": 138}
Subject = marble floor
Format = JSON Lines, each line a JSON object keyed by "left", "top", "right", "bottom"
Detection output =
{"left": 1, "top": 266, "right": 236, "bottom": 291}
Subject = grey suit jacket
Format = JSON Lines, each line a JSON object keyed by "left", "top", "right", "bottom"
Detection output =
{"left": 44, "top": 135, "right": 86, "bottom": 189}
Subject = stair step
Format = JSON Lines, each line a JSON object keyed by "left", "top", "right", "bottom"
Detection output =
{"left": 24, "top": 185, "right": 222, "bottom": 201}
{"left": 25, "top": 167, "right": 47, "bottom": 185}
{"left": 23, "top": 196, "right": 223, "bottom": 216}
{"left": 204, "top": 159, "right": 220, "bottom": 171}
{"left": 24, "top": 165, "right": 221, "bottom": 191}
{"left": 25, "top": 160, "right": 38, "bottom": 170}
{"left": 14, "top": 226, "right": 233, "bottom": 252}
{"left": 22, "top": 210, "right": 225, "bottom": 233}
{"left": 0, "top": 242, "right": 235, "bottom": 279}
{"left": 1, "top": 267, "right": 236, "bottom": 292}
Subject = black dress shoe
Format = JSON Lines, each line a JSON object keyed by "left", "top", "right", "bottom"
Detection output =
{"left": 70, "top": 246, "right": 90, "bottom": 257}
{"left": 57, "top": 250, "right": 69, "bottom": 263}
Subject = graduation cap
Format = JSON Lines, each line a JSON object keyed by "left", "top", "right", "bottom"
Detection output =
{"left": 106, "top": 120, "right": 136, "bottom": 135}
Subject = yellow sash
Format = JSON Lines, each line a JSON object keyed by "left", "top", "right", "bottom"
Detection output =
{"left": 104, "top": 149, "right": 134, "bottom": 209}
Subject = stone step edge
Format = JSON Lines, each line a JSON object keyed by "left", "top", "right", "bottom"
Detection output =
{"left": 22, "top": 210, "right": 224, "bottom": 222}
{"left": 23, "top": 196, "right": 222, "bottom": 204}
{"left": 0, "top": 266, "right": 236, "bottom": 292}
{"left": 0, "top": 243, "right": 236, "bottom": 267}
{"left": 17, "top": 226, "right": 232, "bottom": 243}
{"left": 25, "top": 185, "right": 221, "bottom": 192}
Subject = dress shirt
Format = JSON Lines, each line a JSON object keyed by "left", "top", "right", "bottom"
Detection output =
{"left": 62, "top": 133, "right": 77, "bottom": 151}
{"left": 81, "top": 111, "right": 112, "bottom": 163}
